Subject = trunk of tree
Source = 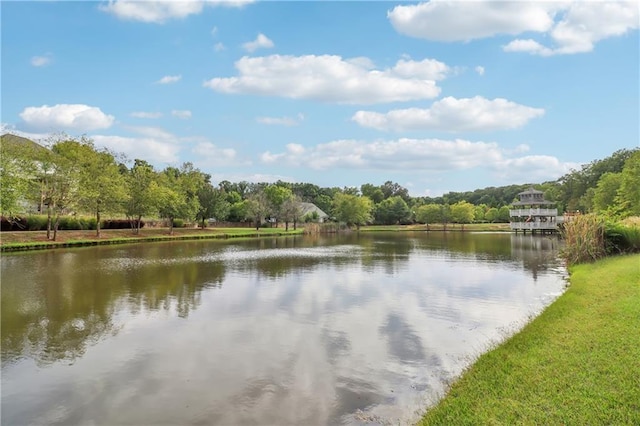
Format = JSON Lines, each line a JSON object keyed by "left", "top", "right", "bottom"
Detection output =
{"left": 255, "top": 217, "right": 260, "bottom": 230}
{"left": 201, "top": 218, "right": 206, "bottom": 229}
{"left": 169, "top": 218, "right": 174, "bottom": 236}
{"left": 293, "top": 219, "right": 297, "bottom": 231}
{"left": 46, "top": 203, "right": 53, "bottom": 240}
{"left": 136, "top": 215, "right": 142, "bottom": 234}
{"left": 96, "top": 207, "right": 101, "bottom": 238}
{"left": 53, "top": 214, "right": 60, "bottom": 241}
{"left": 285, "top": 220, "right": 289, "bottom": 231}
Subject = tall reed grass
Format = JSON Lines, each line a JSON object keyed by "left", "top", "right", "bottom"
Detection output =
{"left": 562, "top": 214, "right": 640, "bottom": 265}
{"left": 561, "top": 214, "right": 606, "bottom": 265}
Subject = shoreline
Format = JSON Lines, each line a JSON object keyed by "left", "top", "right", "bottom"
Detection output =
{"left": 0, "top": 223, "right": 512, "bottom": 253}
{"left": 418, "top": 253, "right": 640, "bottom": 425}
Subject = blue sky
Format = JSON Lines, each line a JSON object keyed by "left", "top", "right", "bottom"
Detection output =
{"left": 2, "top": 1, "right": 638, "bottom": 196}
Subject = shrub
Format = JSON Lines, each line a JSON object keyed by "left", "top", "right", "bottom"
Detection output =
{"left": 605, "top": 222, "right": 640, "bottom": 254}
{"left": 172, "top": 219, "right": 185, "bottom": 228}
{"left": 102, "top": 219, "right": 144, "bottom": 229}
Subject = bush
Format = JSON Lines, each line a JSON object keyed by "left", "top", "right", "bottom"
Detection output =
{"left": 26, "top": 215, "right": 49, "bottom": 231}
{"left": 102, "top": 219, "right": 144, "bottom": 229}
{"left": 605, "top": 222, "right": 640, "bottom": 254}
{"left": 172, "top": 219, "right": 185, "bottom": 228}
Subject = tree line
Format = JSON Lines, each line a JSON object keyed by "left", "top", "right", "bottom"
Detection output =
{"left": 1, "top": 133, "right": 638, "bottom": 239}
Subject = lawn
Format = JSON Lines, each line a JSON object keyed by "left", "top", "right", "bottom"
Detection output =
{"left": 419, "top": 253, "right": 640, "bottom": 425}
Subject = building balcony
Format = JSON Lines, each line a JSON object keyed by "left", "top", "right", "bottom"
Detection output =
{"left": 510, "top": 222, "right": 559, "bottom": 230}
{"left": 509, "top": 208, "right": 558, "bottom": 217}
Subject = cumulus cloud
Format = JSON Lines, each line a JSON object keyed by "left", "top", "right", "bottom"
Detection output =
{"left": 260, "top": 137, "right": 576, "bottom": 183}
{"left": 100, "top": 0, "right": 253, "bottom": 24}
{"left": 475, "top": 66, "right": 485, "bottom": 76}
{"left": 191, "top": 141, "right": 241, "bottom": 167}
{"left": 256, "top": 113, "right": 304, "bottom": 126}
{"left": 352, "top": 96, "right": 545, "bottom": 132}
{"left": 172, "top": 109, "right": 192, "bottom": 119}
{"left": 19, "top": 104, "right": 115, "bottom": 131}
{"left": 156, "top": 75, "right": 181, "bottom": 84}
{"left": 93, "top": 134, "right": 181, "bottom": 164}
{"left": 388, "top": 1, "right": 554, "bottom": 41}
{"left": 204, "top": 55, "right": 446, "bottom": 104}
{"left": 389, "top": 1, "right": 639, "bottom": 56}
{"left": 31, "top": 53, "right": 53, "bottom": 67}
{"left": 130, "top": 111, "right": 163, "bottom": 119}
{"left": 242, "top": 33, "right": 274, "bottom": 52}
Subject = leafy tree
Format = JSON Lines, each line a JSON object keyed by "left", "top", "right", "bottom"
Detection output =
{"left": 53, "top": 138, "right": 126, "bottom": 237}
{"left": 474, "top": 204, "right": 487, "bottom": 222}
{"left": 0, "top": 134, "right": 41, "bottom": 217}
{"left": 374, "top": 196, "right": 411, "bottom": 225}
{"left": 415, "top": 204, "right": 441, "bottom": 228}
{"left": 332, "top": 193, "right": 373, "bottom": 229}
{"left": 498, "top": 206, "right": 511, "bottom": 223}
{"left": 264, "top": 184, "right": 294, "bottom": 227}
{"left": 450, "top": 201, "right": 475, "bottom": 230}
{"left": 360, "top": 183, "right": 385, "bottom": 204}
{"left": 616, "top": 150, "right": 640, "bottom": 217}
{"left": 196, "top": 184, "right": 230, "bottom": 228}
{"left": 156, "top": 164, "right": 204, "bottom": 235}
{"left": 380, "top": 180, "right": 410, "bottom": 202}
{"left": 125, "top": 159, "right": 159, "bottom": 234}
{"left": 246, "top": 191, "right": 270, "bottom": 230}
{"left": 281, "top": 195, "right": 303, "bottom": 231}
{"left": 485, "top": 207, "right": 499, "bottom": 223}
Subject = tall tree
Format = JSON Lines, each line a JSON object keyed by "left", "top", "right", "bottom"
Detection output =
{"left": 246, "top": 191, "right": 270, "bottom": 230}
{"left": 616, "top": 150, "right": 640, "bottom": 217}
{"left": 196, "top": 184, "right": 230, "bottom": 228}
{"left": 450, "top": 201, "right": 475, "bottom": 230}
{"left": 332, "top": 193, "right": 373, "bottom": 229}
{"left": 374, "top": 196, "right": 411, "bottom": 225}
{"left": 264, "top": 184, "right": 293, "bottom": 227}
{"left": 125, "top": 159, "right": 159, "bottom": 234}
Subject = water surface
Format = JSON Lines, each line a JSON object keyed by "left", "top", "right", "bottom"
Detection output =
{"left": 1, "top": 232, "right": 566, "bottom": 425}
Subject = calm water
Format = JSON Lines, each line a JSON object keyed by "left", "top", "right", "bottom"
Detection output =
{"left": 1, "top": 232, "right": 566, "bottom": 425}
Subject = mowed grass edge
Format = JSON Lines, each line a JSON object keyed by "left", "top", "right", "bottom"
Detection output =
{"left": 419, "top": 253, "right": 640, "bottom": 426}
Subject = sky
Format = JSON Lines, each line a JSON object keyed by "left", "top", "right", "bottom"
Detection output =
{"left": 2, "top": 0, "right": 639, "bottom": 197}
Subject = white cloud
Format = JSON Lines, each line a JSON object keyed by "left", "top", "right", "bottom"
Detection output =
{"left": 388, "top": 1, "right": 554, "bottom": 42}
{"left": 214, "top": 42, "right": 226, "bottom": 51}
{"left": 260, "top": 137, "right": 576, "bottom": 184}
{"left": 130, "top": 111, "right": 163, "bottom": 119}
{"left": 191, "top": 142, "right": 240, "bottom": 167}
{"left": 19, "top": 104, "right": 115, "bottom": 131}
{"left": 92, "top": 134, "right": 180, "bottom": 164}
{"left": 242, "top": 33, "right": 274, "bottom": 52}
{"left": 506, "top": 1, "right": 640, "bottom": 56}
{"left": 475, "top": 66, "right": 485, "bottom": 76}
{"left": 256, "top": 113, "right": 303, "bottom": 126}
{"left": 389, "top": 1, "right": 639, "bottom": 56}
{"left": 156, "top": 75, "right": 181, "bottom": 84}
{"left": 352, "top": 97, "right": 544, "bottom": 132}
{"left": 31, "top": 53, "right": 53, "bottom": 67}
{"left": 211, "top": 26, "right": 218, "bottom": 36}
{"left": 172, "top": 110, "right": 192, "bottom": 119}
{"left": 100, "top": 0, "right": 253, "bottom": 24}
{"left": 495, "top": 155, "right": 580, "bottom": 183}
{"left": 125, "top": 125, "right": 174, "bottom": 140}
{"left": 204, "top": 55, "right": 444, "bottom": 104}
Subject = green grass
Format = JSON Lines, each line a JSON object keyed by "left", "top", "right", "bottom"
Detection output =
{"left": 419, "top": 254, "right": 640, "bottom": 425}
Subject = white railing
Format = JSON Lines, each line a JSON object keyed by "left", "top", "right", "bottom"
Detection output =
{"left": 509, "top": 208, "right": 558, "bottom": 217}
{"left": 510, "top": 222, "right": 558, "bottom": 230}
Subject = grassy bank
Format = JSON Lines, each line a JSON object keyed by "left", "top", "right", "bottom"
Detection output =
{"left": 419, "top": 254, "right": 640, "bottom": 425}
{"left": 0, "top": 227, "right": 304, "bottom": 252}
{"left": 361, "top": 223, "right": 511, "bottom": 232}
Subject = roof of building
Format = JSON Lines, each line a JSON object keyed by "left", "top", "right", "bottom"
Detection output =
{"left": 299, "top": 202, "right": 329, "bottom": 218}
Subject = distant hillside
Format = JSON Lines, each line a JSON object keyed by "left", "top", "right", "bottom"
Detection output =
{"left": 1, "top": 133, "right": 48, "bottom": 157}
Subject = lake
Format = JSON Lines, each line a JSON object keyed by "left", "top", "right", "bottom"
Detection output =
{"left": 1, "top": 232, "right": 567, "bottom": 425}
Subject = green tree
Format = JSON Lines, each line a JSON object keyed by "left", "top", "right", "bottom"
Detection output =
{"left": 196, "top": 184, "right": 230, "bottom": 228}
{"left": 332, "top": 193, "right": 373, "bottom": 229}
{"left": 53, "top": 138, "right": 127, "bottom": 237}
{"left": 485, "top": 207, "right": 499, "bottom": 223}
{"left": 374, "top": 196, "right": 411, "bottom": 225}
{"left": 498, "top": 206, "right": 511, "bottom": 223}
{"left": 156, "top": 163, "right": 204, "bottom": 235}
{"left": 0, "top": 134, "right": 41, "bottom": 217}
{"left": 264, "top": 184, "right": 293, "bottom": 227}
{"left": 450, "top": 201, "right": 475, "bottom": 230}
{"left": 415, "top": 204, "right": 441, "bottom": 228}
{"left": 125, "top": 159, "right": 159, "bottom": 234}
{"left": 246, "top": 191, "right": 270, "bottom": 230}
{"left": 360, "top": 183, "right": 385, "bottom": 204}
{"left": 616, "top": 150, "right": 640, "bottom": 217}
{"left": 281, "top": 195, "right": 303, "bottom": 231}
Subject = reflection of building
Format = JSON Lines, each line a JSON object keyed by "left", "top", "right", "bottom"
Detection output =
{"left": 509, "top": 187, "right": 562, "bottom": 234}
